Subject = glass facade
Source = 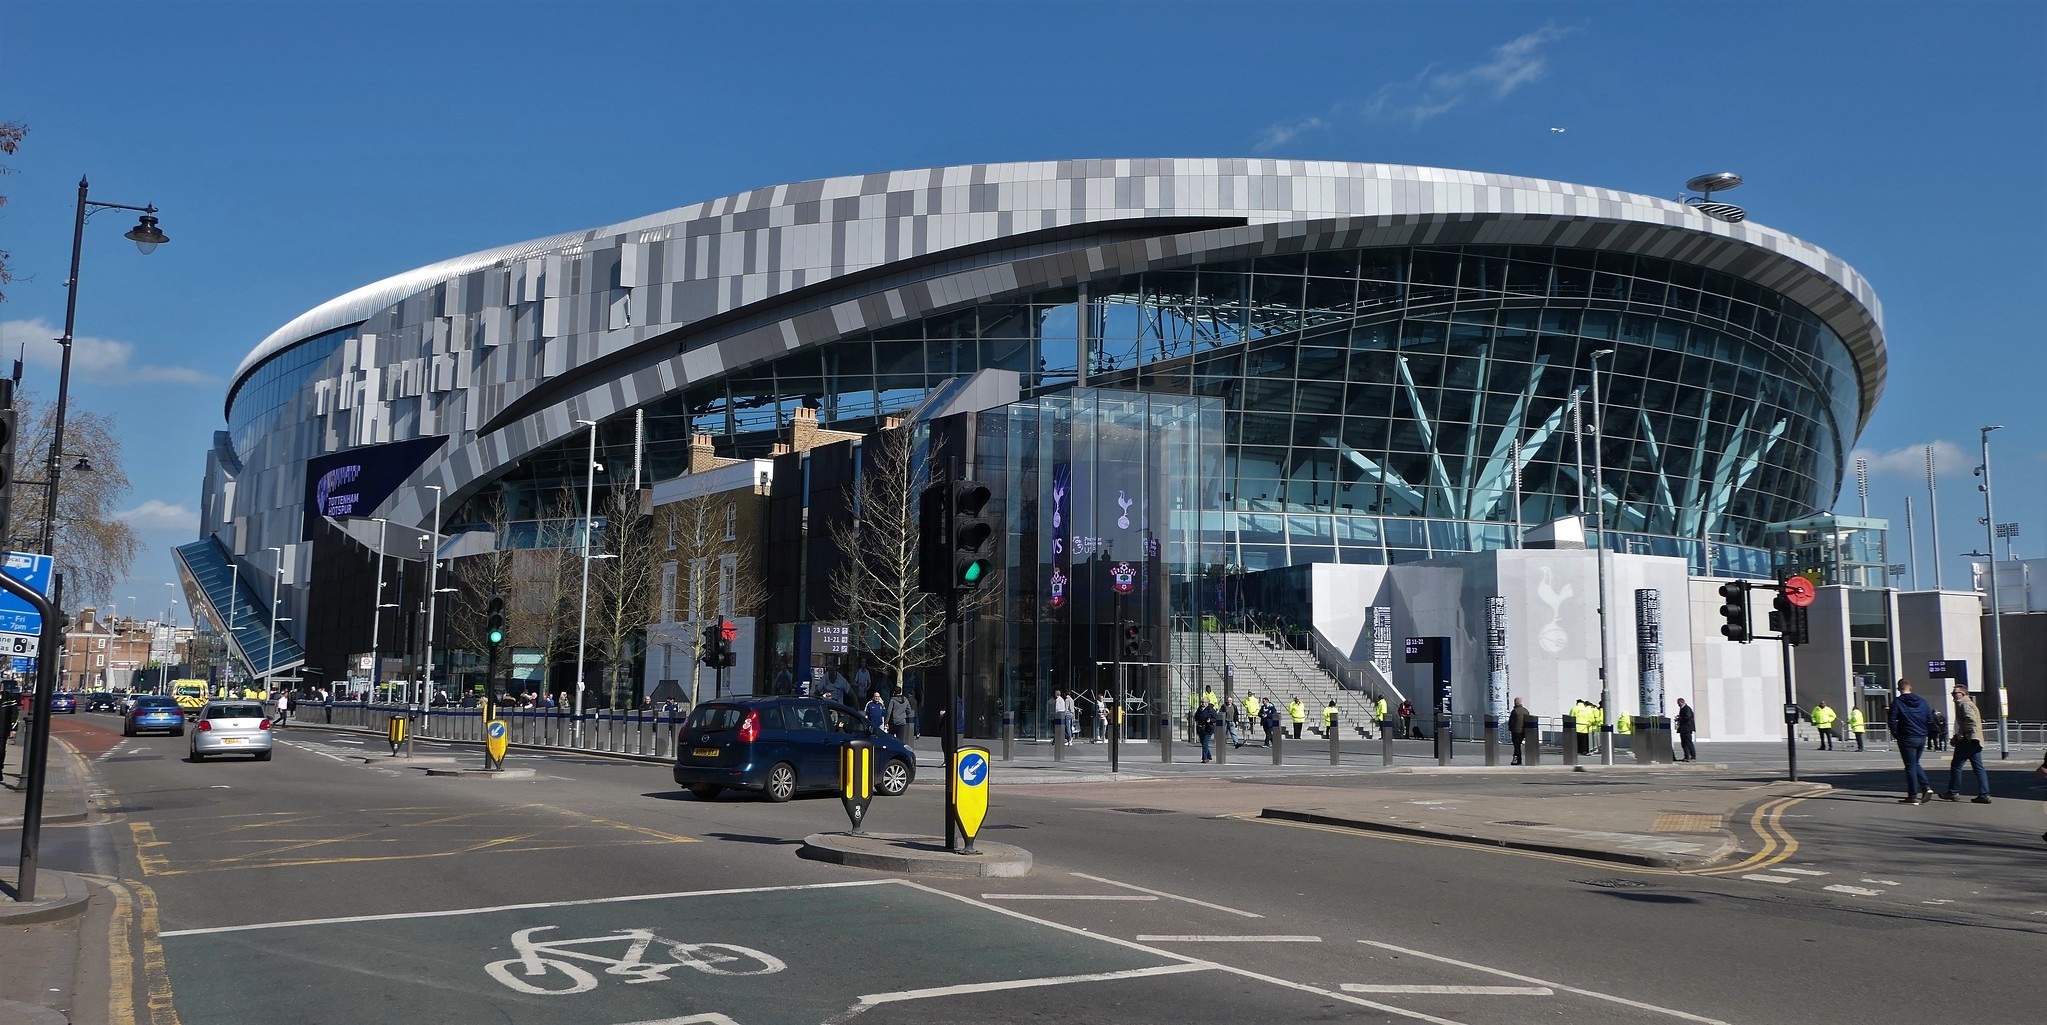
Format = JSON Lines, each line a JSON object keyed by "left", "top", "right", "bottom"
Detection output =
{"left": 501, "top": 243, "right": 1845, "bottom": 570}
{"left": 226, "top": 325, "right": 353, "bottom": 459}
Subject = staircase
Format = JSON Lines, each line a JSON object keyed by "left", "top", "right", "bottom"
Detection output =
{"left": 1171, "top": 630, "right": 1382, "bottom": 739}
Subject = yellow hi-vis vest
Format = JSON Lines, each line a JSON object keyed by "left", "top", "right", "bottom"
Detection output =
{"left": 1847, "top": 708, "right": 1866, "bottom": 733}
{"left": 1375, "top": 698, "right": 1389, "bottom": 721}
{"left": 1288, "top": 701, "right": 1306, "bottom": 723}
{"left": 1616, "top": 713, "right": 1633, "bottom": 735}
{"left": 1573, "top": 705, "right": 1592, "bottom": 733}
{"left": 1812, "top": 706, "right": 1836, "bottom": 729}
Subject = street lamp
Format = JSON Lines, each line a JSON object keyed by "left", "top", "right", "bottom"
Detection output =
{"left": 420, "top": 486, "right": 443, "bottom": 712}
{"left": 44, "top": 177, "right": 168, "bottom": 558}
{"left": 369, "top": 517, "right": 389, "bottom": 699}
{"left": 265, "top": 546, "right": 284, "bottom": 691}
{"left": 1588, "top": 348, "right": 1616, "bottom": 765}
{"left": 574, "top": 419, "right": 600, "bottom": 742}
{"left": 1976, "top": 425, "right": 2009, "bottom": 758}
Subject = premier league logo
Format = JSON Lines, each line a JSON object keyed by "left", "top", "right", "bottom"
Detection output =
{"left": 1111, "top": 561, "right": 1136, "bottom": 594}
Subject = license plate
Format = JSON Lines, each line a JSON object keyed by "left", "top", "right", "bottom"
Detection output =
{"left": 692, "top": 747, "right": 720, "bottom": 757}
{"left": 221, "top": 738, "right": 243, "bottom": 745}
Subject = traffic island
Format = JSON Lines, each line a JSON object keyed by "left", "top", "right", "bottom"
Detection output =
{"left": 799, "top": 832, "right": 1032, "bottom": 878}
{"left": 421, "top": 766, "right": 537, "bottom": 780}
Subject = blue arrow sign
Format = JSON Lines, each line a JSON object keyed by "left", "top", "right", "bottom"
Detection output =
{"left": 957, "top": 751, "right": 988, "bottom": 786}
{"left": 487, "top": 721, "right": 508, "bottom": 739}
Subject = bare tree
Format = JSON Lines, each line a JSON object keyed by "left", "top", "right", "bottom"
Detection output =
{"left": 7, "top": 391, "right": 140, "bottom": 602}
{"left": 591, "top": 482, "right": 659, "bottom": 707}
{"left": 826, "top": 424, "right": 952, "bottom": 695}
{"left": 499, "top": 486, "right": 581, "bottom": 698}
{"left": 662, "top": 487, "right": 768, "bottom": 705}
{"left": 443, "top": 495, "right": 519, "bottom": 696}
{"left": 0, "top": 121, "right": 24, "bottom": 301}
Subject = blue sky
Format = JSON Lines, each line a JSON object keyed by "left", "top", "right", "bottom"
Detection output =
{"left": 3, "top": 0, "right": 2041, "bottom": 612}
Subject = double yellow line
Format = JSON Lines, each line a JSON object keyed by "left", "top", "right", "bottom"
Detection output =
{"left": 1686, "top": 785, "right": 1826, "bottom": 877}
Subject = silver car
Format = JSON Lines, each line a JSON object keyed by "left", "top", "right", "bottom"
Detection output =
{"left": 189, "top": 700, "right": 275, "bottom": 761}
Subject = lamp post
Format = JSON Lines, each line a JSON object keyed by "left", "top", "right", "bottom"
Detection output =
{"left": 420, "top": 487, "right": 443, "bottom": 712}
{"left": 369, "top": 517, "right": 389, "bottom": 699}
{"left": 1977, "top": 425, "right": 2009, "bottom": 758}
{"left": 265, "top": 546, "right": 284, "bottom": 691}
{"left": 1589, "top": 348, "right": 1615, "bottom": 765}
{"left": 45, "top": 177, "right": 168, "bottom": 558}
{"left": 574, "top": 419, "right": 600, "bottom": 742}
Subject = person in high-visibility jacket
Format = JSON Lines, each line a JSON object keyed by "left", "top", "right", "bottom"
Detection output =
{"left": 1616, "top": 712, "right": 1633, "bottom": 735}
{"left": 1571, "top": 700, "right": 1593, "bottom": 754}
{"left": 1846, "top": 706, "right": 1866, "bottom": 751}
{"left": 1591, "top": 702, "right": 1606, "bottom": 753}
{"left": 1244, "top": 694, "right": 1261, "bottom": 721}
{"left": 1811, "top": 701, "right": 1837, "bottom": 751}
{"left": 1287, "top": 697, "right": 1306, "bottom": 740}
{"left": 1323, "top": 700, "right": 1339, "bottom": 736}
{"left": 1374, "top": 695, "right": 1389, "bottom": 730}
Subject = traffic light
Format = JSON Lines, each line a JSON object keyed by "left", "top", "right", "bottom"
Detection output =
{"left": 1773, "top": 588, "right": 1810, "bottom": 646}
{"left": 949, "top": 479, "right": 995, "bottom": 592}
{"left": 916, "top": 481, "right": 951, "bottom": 595}
{"left": 486, "top": 596, "right": 506, "bottom": 649}
{"left": 703, "top": 622, "right": 730, "bottom": 668}
{"left": 718, "top": 619, "right": 739, "bottom": 667}
{"left": 0, "top": 379, "right": 15, "bottom": 547}
{"left": 1121, "top": 622, "right": 1152, "bottom": 658}
{"left": 1717, "top": 581, "right": 1750, "bottom": 643}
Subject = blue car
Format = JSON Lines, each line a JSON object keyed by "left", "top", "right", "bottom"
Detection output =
{"left": 49, "top": 692, "right": 78, "bottom": 714}
{"left": 673, "top": 697, "right": 916, "bottom": 802}
{"left": 123, "top": 696, "right": 186, "bottom": 737}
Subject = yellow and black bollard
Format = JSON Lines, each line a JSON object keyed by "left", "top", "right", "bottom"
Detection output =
{"left": 387, "top": 713, "right": 406, "bottom": 756}
{"left": 840, "top": 738, "right": 874, "bottom": 834}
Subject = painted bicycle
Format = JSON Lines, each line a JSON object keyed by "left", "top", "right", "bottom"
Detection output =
{"left": 485, "top": 925, "right": 786, "bottom": 995}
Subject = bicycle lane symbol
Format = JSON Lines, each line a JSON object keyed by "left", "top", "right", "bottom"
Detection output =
{"left": 485, "top": 925, "right": 786, "bottom": 997}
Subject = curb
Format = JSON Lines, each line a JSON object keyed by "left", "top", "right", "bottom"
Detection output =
{"left": 1257, "top": 809, "right": 1732, "bottom": 869}
{"left": 0, "top": 997, "right": 69, "bottom": 1025}
{"left": 799, "top": 832, "right": 1032, "bottom": 877}
{"left": 0, "top": 868, "right": 92, "bottom": 926}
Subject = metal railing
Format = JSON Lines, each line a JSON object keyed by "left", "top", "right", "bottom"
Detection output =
{"left": 303, "top": 701, "right": 685, "bottom": 760}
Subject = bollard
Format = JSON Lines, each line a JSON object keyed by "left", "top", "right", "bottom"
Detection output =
{"left": 1329, "top": 714, "right": 1341, "bottom": 766}
{"left": 1271, "top": 732, "right": 1284, "bottom": 765}
{"left": 1381, "top": 723, "right": 1396, "bottom": 766}
{"left": 1435, "top": 726, "right": 1451, "bottom": 766}
{"left": 1525, "top": 720, "right": 1541, "bottom": 766}
{"left": 1216, "top": 716, "right": 1229, "bottom": 765}
{"left": 1160, "top": 715, "right": 1173, "bottom": 763}
{"left": 1484, "top": 719, "right": 1500, "bottom": 766}
{"left": 1001, "top": 712, "right": 1014, "bottom": 762}
{"left": 1053, "top": 718, "right": 1066, "bottom": 761}
{"left": 1563, "top": 729, "right": 1579, "bottom": 766}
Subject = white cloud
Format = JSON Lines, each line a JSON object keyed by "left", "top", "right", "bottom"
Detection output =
{"left": 1359, "top": 24, "right": 1578, "bottom": 127}
{"left": 116, "top": 499, "right": 199, "bottom": 533}
{"left": 1851, "top": 440, "right": 1974, "bottom": 481}
{"left": 1253, "top": 115, "right": 1329, "bottom": 153}
{"left": 0, "top": 317, "right": 214, "bottom": 386}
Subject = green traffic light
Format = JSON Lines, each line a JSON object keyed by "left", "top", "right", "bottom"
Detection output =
{"left": 488, "top": 630, "right": 505, "bottom": 644}
{"left": 961, "top": 562, "right": 984, "bottom": 583}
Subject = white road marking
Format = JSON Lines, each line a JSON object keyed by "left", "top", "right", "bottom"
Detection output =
{"left": 858, "top": 962, "right": 1211, "bottom": 1004}
{"left": 1068, "top": 872, "right": 1265, "bottom": 918}
{"left": 1776, "top": 868, "right": 1828, "bottom": 876}
{"left": 1359, "top": 940, "right": 1734, "bottom": 1024}
{"left": 1135, "top": 935, "right": 1321, "bottom": 943}
{"left": 978, "top": 894, "right": 1156, "bottom": 902}
{"left": 1923, "top": 899, "right": 1954, "bottom": 905}
{"left": 1824, "top": 885, "right": 1883, "bottom": 896}
{"left": 1345, "top": 984, "right": 1552, "bottom": 996}
{"left": 1863, "top": 878, "right": 1902, "bottom": 886}
{"left": 159, "top": 879, "right": 899, "bottom": 937}
{"left": 1742, "top": 874, "right": 1798, "bottom": 883}
{"left": 615, "top": 1016, "right": 743, "bottom": 1025}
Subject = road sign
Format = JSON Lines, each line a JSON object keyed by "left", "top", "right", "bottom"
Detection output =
{"left": 1782, "top": 575, "right": 1816, "bottom": 608}
{"left": 2, "top": 633, "right": 38, "bottom": 657}
{"left": 952, "top": 746, "right": 990, "bottom": 844}
{"left": 0, "top": 551, "right": 54, "bottom": 636}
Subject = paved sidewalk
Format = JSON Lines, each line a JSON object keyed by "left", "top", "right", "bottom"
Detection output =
{"left": 1, "top": 728, "right": 101, "bottom": 1025}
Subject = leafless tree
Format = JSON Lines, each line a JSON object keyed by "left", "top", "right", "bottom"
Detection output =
{"left": 501, "top": 487, "right": 582, "bottom": 696}
{"left": 826, "top": 424, "right": 956, "bottom": 696}
{"left": 0, "top": 121, "right": 24, "bottom": 301}
{"left": 661, "top": 486, "right": 768, "bottom": 705}
{"left": 443, "top": 495, "right": 519, "bottom": 695}
{"left": 6, "top": 391, "right": 139, "bottom": 602}
{"left": 591, "top": 482, "right": 659, "bottom": 707}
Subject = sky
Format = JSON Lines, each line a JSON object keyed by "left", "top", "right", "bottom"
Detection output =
{"left": 2, "top": 0, "right": 2042, "bottom": 617}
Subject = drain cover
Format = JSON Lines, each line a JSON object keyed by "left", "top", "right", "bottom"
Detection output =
{"left": 1109, "top": 807, "right": 1176, "bottom": 815}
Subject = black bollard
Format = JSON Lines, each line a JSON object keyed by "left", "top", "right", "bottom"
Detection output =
{"left": 1563, "top": 729, "right": 1578, "bottom": 766}
{"left": 1053, "top": 718, "right": 1065, "bottom": 762}
{"left": 1160, "top": 715, "right": 1173, "bottom": 763}
{"left": 1329, "top": 713, "right": 1340, "bottom": 766}
{"left": 1381, "top": 722, "right": 1396, "bottom": 766}
{"left": 1525, "top": 719, "right": 1541, "bottom": 766}
{"left": 1484, "top": 718, "right": 1500, "bottom": 766}
{"left": 1271, "top": 732, "right": 1284, "bottom": 765}
{"left": 1001, "top": 712, "right": 1014, "bottom": 762}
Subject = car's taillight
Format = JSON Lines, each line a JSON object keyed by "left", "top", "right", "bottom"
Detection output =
{"left": 197, "top": 720, "right": 212, "bottom": 732}
{"left": 260, "top": 719, "right": 272, "bottom": 730}
{"left": 737, "top": 710, "right": 761, "bottom": 743}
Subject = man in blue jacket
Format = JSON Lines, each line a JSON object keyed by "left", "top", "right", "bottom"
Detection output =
{"left": 1887, "top": 679, "right": 1937, "bottom": 804}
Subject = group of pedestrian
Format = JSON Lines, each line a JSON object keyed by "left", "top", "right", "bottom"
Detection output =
{"left": 1888, "top": 678, "right": 1995, "bottom": 806}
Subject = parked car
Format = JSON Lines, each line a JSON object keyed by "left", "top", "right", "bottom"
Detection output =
{"left": 85, "top": 692, "right": 120, "bottom": 713}
{"left": 123, "top": 696, "right": 185, "bottom": 737}
{"left": 48, "top": 692, "right": 78, "bottom": 714}
{"left": 672, "top": 696, "right": 916, "bottom": 802}
{"left": 189, "top": 700, "right": 274, "bottom": 762}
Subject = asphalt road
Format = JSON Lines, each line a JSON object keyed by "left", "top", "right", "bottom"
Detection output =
{"left": 39, "top": 713, "right": 2047, "bottom": 1024}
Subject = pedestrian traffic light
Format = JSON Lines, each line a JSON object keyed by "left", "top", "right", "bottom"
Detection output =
{"left": 950, "top": 479, "right": 995, "bottom": 592}
{"left": 1717, "top": 580, "right": 1750, "bottom": 643}
{"left": 1772, "top": 589, "right": 1810, "bottom": 646}
{"left": 1121, "top": 622, "right": 1152, "bottom": 658}
{"left": 486, "top": 596, "right": 506, "bottom": 648}
{"left": 916, "top": 481, "right": 951, "bottom": 595}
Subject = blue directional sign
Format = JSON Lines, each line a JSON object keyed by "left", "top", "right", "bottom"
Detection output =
{"left": 0, "top": 551, "right": 55, "bottom": 636}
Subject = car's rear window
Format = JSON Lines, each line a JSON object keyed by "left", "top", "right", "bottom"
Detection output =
{"left": 135, "top": 698, "right": 179, "bottom": 709}
{"left": 687, "top": 705, "right": 747, "bottom": 731}
{"left": 208, "top": 705, "right": 265, "bottom": 720}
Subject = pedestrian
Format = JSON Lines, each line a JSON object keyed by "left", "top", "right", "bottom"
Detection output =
{"left": 1049, "top": 689, "right": 1073, "bottom": 741}
{"left": 1194, "top": 701, "right": 1218, "bottom": 762}
{"left": 1887, "top": 679, "right": 1937, "bottom": 804}
{"left": 1287, "top": 695, "right": 1306, "bottom": 740}
{"left": 1244, "top": 693, "right": 1261, "bottom": 724}
{"left": 1507, "top": 697, "right": 1531, "bottom": 765}
{"left": 1811, "top": 700, "right": 1837, "bottom": 751}
{"left": 1675, "top": 697, "right": 1697, "bottom": 761}
{"left": 1322, "top": 699, "right": 1338, "bottom": 738}
{"left": 1398, "top": 698, "right": 1416, "bottom": 739}
{"left": 1939, "top": 684, "right": 1991, "bottom": 803}
{"left": 1374, "top": 694, "right": 1389, "bottom": 733}
{"left": 1200, "top": 685, "right": 1220, "bottom": 711}
{"left": 886, "top": 686, "right": 916, "bottom": 743}
{"left": 852, "top": 663, "right": 873, "bottom": 698}
{"left": 1224, "top": 696, "right": 1243, "bottom": 748}
{"left": 1572, "top": 700, "right": 1592, "bottom": 755}
{"left": 863, "top": 691, "right": 886, "bottom": 734}
{"left": 274, "top": 688, "right": 292, "bottom": 728}
{"left": 1094, "top": 693, "right": 1110, "bottom": 742}
{"left": 1846, "top": 704, "right": 1866, "bottom": 751}
{"left": 1259, "top": 700, "right": 1281, "bottom": 747}
{"left": 772, "top": 661, "right": 794, "bottom": 696}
